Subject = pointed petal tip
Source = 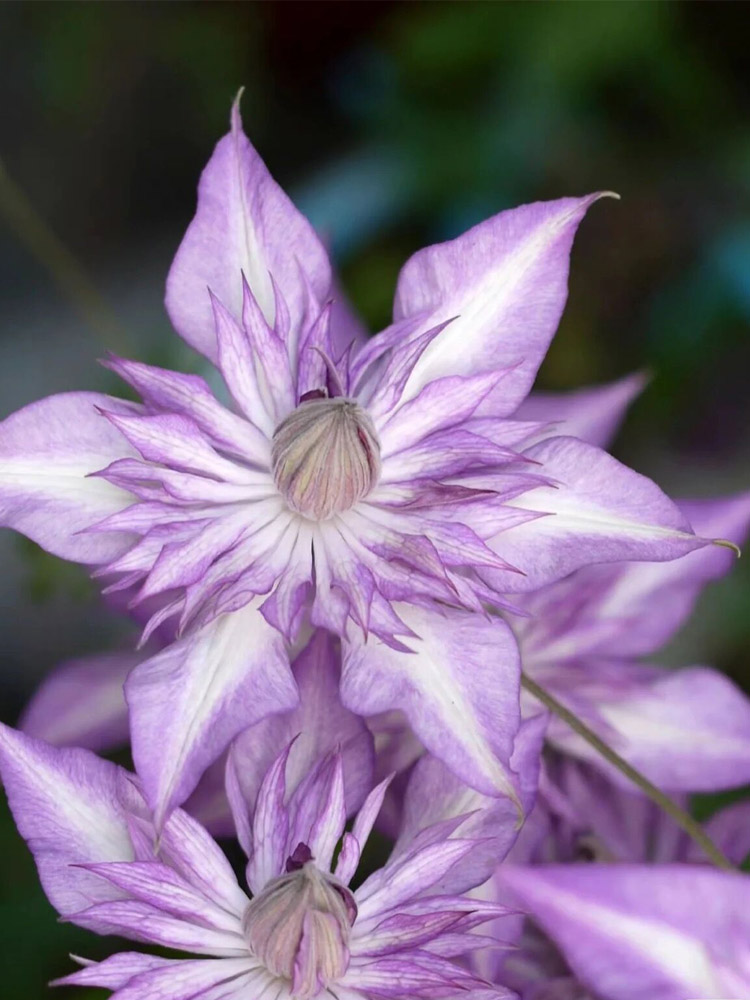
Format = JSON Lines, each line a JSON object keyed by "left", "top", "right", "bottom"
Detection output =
{"left": 714, "top": 537, "right": 742, "bottom": 558}
{"left": 207, "top": 285, "right": 223, "bottom": 312}
{"left": 97, "top": 351, "right": 118, "bottom": 371}
{"left": 570, "top": 190, "right": 619, "bottom": 220}
{"left": 570, "top": 190, "right": 620, "bottom": 216}
{"left": 618, "top": 367, "right": 650, "bottom": 394}
{"left": 231, "top": 87, "right": 246, "bottom": 124}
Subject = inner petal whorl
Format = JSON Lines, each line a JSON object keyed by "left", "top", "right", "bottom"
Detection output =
{"left": 271, "top": 397, "right": 381, "bottom": 520}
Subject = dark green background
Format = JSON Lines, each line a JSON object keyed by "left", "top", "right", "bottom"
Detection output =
{"left": 1, "top": 3, "right": 749, "bottom": 997}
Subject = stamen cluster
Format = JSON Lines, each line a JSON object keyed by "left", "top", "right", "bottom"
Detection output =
{"left": 272, "top": 396, "right": 381, "bottom": 520}
{"left": 242, "top": 844, "right": 356, "bottom": 997}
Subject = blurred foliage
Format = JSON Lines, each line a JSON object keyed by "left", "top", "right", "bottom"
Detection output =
{"left": 16, "top": 537, "right": 97, "bottom": 604}
{"left": 1, "top": 1, "right": 750, "bottom": 996}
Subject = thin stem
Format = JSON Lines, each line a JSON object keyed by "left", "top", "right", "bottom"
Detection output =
{"left": 521, "top": 672, "right": 734, "bottom": 871}
{"left": 0, "top": 156, "right": 130, "bottom": 353}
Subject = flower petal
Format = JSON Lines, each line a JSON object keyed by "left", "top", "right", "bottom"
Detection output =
{"left": 211, "top": 290, "right": 276, "bottom": 436}
{"left": 485, "top": 437, "right": 707, "bottom": 592}
{"left": 302, "top": 754, "right": 347, "bottom": 872}
{"left": 165, "top": 97, "right": 331, "bottom": 362}
{"left": 0, "top": 392, "right": 135, "bottom": 563}
{"left": 20, "top": 650, "right": 135, "bottom": 753}
{"left": 352, "top": 909, "right": 489, "bottom": 959}
{"left": 613, "top": 491, "right": 750, "bottom": 655}
{"left": 105, "top": 355, "right": 270, "bottom": 466}
{"left": 392, "top": 715, "right": 547, "bottom": 895}
{"left": 500, "top": 864, "right": 750, "bottom": 1000}
{"left": 377, "top": 370, "right": 504, "bottom": 458}
{"left": 103, "top": 409, "right": 255, "bottom": 484}
{"left": 244, "top": 740, "right": 292, "bottom": 894}
{"left": 342, "top": 604, "right": 522, "bottom": 801}
{"left": 335, "top": 774, "right": 393, "bottom": 885}
{"left": 104, "top": 959, "right": 266, "bottom": 1000}
{"left": 283, "top": 751, "right": 349, "bottom": 868}
{"left": 52, "top": 952, "right": 176, "bottom": 990}
{"left": 344, "top": 948, "right": 496, "bottom": 997}
{"left": 71, "top": 894, "right": 249, "bottom": 954}
{"left": 355, "top": 839, "right": 479, "bottom": 922}
{"left": 548, "top": 664, "right": 750, "bottom": 792}
{"left": 522, "top": 491, "right": 750, "bottom": 661}
{"left": 126, "top": 604, "right": 298, "bottom": 826}
{"left": 514, "top": 371, "right": 646, "bottom": 448}
{"left": 229, "top": 630, "right": 374, "bottom": 854}
{"left": 0, "top": 724, "right": 133, "bottom": 916}
{"left": 393, "top": 194, "right": 612, "bottom": 415}
{"left": 79, "top": 860, "right": 245, "bottom": 935}
{"left": 156, "top": 799, "right": 250, "bottom": 915}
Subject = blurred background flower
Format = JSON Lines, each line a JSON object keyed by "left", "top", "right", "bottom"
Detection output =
{"left": 1, "top": 2, "right": 749, "bottom": 997}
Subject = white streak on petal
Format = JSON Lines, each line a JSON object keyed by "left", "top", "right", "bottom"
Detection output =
{"left": 127, "top": 604, "right": 298, "bottom": 826}
{"left": 0, "top": 392, "right": 135, "bottom": 563}
{"left": 393, "top": 194, "right": 612, "bottom": 415}
{"left": 342, "top": 604, "right": 521, "bottom": 801}
{"left": 0, "top": 725, "right": 133, "bottom": 917}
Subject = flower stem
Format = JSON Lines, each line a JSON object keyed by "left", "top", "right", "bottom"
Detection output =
{"left": 521, "top": 672, "right": 734, "bottom": 871}
{"left": 0, "top": 156, "right": 130, "bottom": 353}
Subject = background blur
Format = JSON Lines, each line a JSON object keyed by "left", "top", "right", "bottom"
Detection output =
{"left": 1, "top": 2, "right": 749, "bottom": 996}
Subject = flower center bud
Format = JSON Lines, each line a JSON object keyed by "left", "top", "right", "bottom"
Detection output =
{"left": 242, "top": 849, "right": 357, "bottom": 1000}
{"left": 271, "top": 396, "right": 381, "bottom": 520}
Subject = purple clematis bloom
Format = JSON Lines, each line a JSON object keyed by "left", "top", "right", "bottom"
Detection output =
{"left": 0, "top": 721, "right": 518, "bottom": 1000}
{"left": 468, "top": 752, "right": 750, "bottom": 1000}
{"left": 16, "top": 375, "right": 643, "bottom": 762}
{"left": 0, "top": 98, "right": 712, "bottom": 824}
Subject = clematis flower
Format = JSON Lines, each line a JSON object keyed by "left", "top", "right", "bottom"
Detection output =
{"left": 466, "top": 752, "right": 750, "bottom": 1000}
{"left": 15, "top": 375, "right": 643, "bottom": 761}
{"left": 0, "top": 98, "right": 713, "bottom": 824}
{"left": 0, "top": 721, "right": 518, "bottom": 1000}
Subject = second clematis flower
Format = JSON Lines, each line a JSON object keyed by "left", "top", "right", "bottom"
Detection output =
{"left": 0, "top": 98, "right": 713, "bottom": 823}
{"left": 462, "top": 753, "right": 750, "bottom": 1000}
{"left": 0, "top": 722, "right": 518, "bottom": 1000}
{"left": 491, "top": 760, "right": 750, "bottom": 1000}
